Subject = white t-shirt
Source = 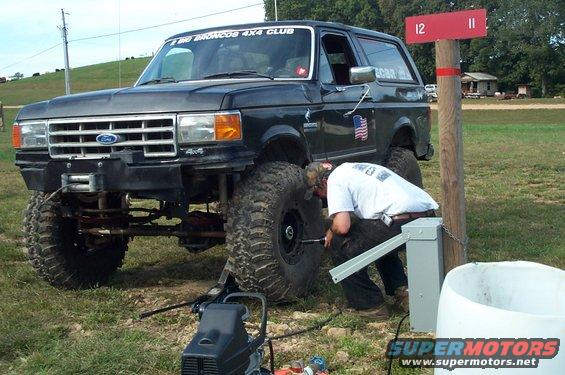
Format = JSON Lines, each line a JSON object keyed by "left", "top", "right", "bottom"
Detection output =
{"left": 327, "top": 162, "right": 439, "bottom": 219}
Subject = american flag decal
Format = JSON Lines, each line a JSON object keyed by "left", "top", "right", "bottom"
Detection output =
{"left": 353, "top": 115, "right": 368, "bottom": 141}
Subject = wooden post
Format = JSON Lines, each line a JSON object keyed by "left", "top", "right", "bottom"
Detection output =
{"left": 435, "top": 39, "right": 467, "bottom": 273}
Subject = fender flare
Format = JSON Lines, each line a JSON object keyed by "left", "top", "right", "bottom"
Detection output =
{"left": 259, "top": 125, "right": 311, "bottom": 162}
{"left": 390, "top": 117, "right": 417, "bottom": 148}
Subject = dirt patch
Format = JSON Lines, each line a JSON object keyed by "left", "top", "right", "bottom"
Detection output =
{"left": 127, "top": 279, "right": 213, "bottom": 310}
{"left": 0, "top": 233, "right": 22, "bottom": 246}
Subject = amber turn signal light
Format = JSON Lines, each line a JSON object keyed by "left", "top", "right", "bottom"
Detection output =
{"left": 215, "top": 113, "right": 242, "bottom": 141}
{"left": 12, "top": 125, "right": 21, "bottom": 148}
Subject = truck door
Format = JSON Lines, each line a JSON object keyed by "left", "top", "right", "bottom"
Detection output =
{"left": 319, "top": 31, "right": 376, "bottom": 161}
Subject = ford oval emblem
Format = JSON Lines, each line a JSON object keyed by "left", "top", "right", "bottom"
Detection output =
{"left": 96, "top": 133, "right": 120, "bottom": 145}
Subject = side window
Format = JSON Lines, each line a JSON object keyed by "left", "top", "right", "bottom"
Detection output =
{"left": 319, "top": 48, "right": 335, "bottom": 84}
{"left": 321, "top": 33, "right": 358, "bottom": 85}
{"left": 357, "top": 37, "right": 415, "bottom": 82}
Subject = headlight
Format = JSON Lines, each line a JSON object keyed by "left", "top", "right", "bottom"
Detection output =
{"left": 12, "top": 121, "right": 47, "bottom": 149}
{"left": 178, "top": 111, "right": 242, "bottom": 144}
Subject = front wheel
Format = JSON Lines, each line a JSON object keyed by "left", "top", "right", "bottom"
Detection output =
{"left": 227, "top": 162, "right": 324, "bottom": 301}
{"left": 24, "top": 192, "right": 128, "bottom": 288}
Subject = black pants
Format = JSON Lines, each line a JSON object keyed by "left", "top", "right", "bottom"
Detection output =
{"left": 330, "top": 217, "right": 413, "bottom": 310}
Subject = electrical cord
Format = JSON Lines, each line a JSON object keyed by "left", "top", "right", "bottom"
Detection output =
{"left": 387, "top": 313, "right": 410, "bottom": 375}
{"left": 0, "top": 43, "right": 61, "bottom": 71}
{"left": 2, "top": 4, "right": 262, "bottom": 71}
{"left": 69, "top": 3, "right": 263, "bottom": 43}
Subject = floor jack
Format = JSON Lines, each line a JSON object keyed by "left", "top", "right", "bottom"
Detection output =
{"left": 140, "top": 263, "right": 273, "bottom": 375}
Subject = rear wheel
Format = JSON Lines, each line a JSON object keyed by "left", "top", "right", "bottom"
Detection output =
{"left": 385, "top": 147, "right": 423, "bottom": 188}
{"left": 24, "top": 192, "right": 128, "bottom": 288}
{"left": 227, "top": 162, "right": 324, "bottom": 301}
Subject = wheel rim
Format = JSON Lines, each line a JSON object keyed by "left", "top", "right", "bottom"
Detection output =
{"left": 279, "top": 209, "right": 304, "bottom": 265}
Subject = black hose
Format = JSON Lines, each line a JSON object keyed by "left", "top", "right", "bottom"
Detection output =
{"left": 268, "top": 310, "right": 342, "bottom": 341}
{"left": 387, "top": 313, "right": 410, "bottom": 375}
{"left": 139, "top": 295, "right": 206, "bottom": 319}
{"left": 268, "top": 339, "right": 275, "bottom": 374}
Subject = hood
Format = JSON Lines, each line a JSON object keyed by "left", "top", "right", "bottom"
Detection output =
{"left": 16, "top": 80, "right": 316, "bottom": 120}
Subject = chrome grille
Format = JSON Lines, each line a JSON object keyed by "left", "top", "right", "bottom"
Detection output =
{"left": 48, "top": 114, "right": 177, "bottom": 159}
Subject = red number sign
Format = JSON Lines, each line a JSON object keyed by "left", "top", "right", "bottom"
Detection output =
{"left": 405, "top": 9, "right": 487, "bottom": 44}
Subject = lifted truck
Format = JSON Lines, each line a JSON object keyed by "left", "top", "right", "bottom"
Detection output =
{"left": 14, "top": 21, "right": 433, "bottom": 300}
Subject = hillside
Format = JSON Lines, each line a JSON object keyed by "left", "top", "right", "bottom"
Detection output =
{"left": 0, "top": 57, "right": 150, "bottom": 106}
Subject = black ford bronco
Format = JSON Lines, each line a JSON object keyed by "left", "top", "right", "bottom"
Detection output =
{"left": 14, "top": 21, "right": 433, "bottom": 300}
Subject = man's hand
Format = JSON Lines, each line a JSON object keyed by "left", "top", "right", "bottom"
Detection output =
{"left": 324, "top": 228, "right": 333, "bottom": 248}
{"left": 325, "top": 212, "right": 351, "bottom": 249}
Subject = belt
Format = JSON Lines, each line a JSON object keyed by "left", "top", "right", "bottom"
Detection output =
{"left": 391, "top": 209, "right": 435, "bottom": 221}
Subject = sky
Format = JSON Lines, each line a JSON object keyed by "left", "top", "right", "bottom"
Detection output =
{"left": 0, "top": 0, "right": 266, "bottom": 78}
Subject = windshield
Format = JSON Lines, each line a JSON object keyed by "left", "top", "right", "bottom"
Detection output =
{"left": 137, "top": 26, "right": 313, "bottom": 85}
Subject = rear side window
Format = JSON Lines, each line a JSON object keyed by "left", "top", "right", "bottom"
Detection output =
{"left": 358, "top": 37, "right": 415, "bottom": 83}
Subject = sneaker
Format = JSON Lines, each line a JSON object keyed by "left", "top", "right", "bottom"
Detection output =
{"left": 354, "top": 303, "right": 390, "bottom": 321}
{"left": 394, "top": 286, "right": 409, "bottom": 313}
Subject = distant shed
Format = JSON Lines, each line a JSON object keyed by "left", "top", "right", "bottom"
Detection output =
{"left": 461, "top": 72, "right": 498, "bottom": 96}
{"left": 517, "top": 84, "right": 532, "bottom": 98}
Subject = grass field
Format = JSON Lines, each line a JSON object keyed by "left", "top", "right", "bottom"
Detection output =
{"left": 0, "top": 106, "right": 563, "bottom": 374}
{"left": 461, "top": 97, "right": 565, "bottom": 105}
{"left": 1, "top": 59, "right": 564, "bottom": 108}
{"left": 0, "top": 58, "right": 150, "bottom": 106}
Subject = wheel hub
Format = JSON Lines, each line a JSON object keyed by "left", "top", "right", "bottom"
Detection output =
{"left": 284, "top": 225, "right": 294, "bottom": 240}
{"left": 280, "top": 209, "right": 304, "bottom": 265}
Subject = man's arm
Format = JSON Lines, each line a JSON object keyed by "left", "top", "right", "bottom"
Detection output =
{"left": 325, "top": 177, "right": 354, "bottom": 248}
{"left": 332, "top": 212, "right": 351, "bottom": 235}
{"left": 325, "top": 212, "right": 351, "bottom": 248}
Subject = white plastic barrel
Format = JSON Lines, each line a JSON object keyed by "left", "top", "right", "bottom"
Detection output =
{"left": 435, "top": 261, "right": 564, "bottom": 374}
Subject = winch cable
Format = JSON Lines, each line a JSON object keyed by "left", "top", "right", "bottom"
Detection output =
{"left": 37, "top": 183, "right": 84, "bottom": 208}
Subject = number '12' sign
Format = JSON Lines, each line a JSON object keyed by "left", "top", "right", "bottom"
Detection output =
{"left": 405, "top": 9, "right": 487, "bottom": 44}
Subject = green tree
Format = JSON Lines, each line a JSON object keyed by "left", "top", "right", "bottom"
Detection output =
{"left": 376, "top": 0, "right": 451, "bottom": 83}
{"left": 465, "top": 0, "right": 564, "bottom": 95}
{"left": 263, "top": 0, "right": 564, "bottom": 95}
{"left": 264, "top": 0, "right": 385, "bottom": 33}
{"left": 10, "top": 72, "right": 24, "bottom": 80}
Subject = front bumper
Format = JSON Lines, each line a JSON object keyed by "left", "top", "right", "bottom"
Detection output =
{"left": 16, "top": 149, "right": 254, "bottom": 193}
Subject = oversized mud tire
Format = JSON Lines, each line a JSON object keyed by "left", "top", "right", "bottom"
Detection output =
{"left": 385, "top": 147, "right": 423, "bottom": 188}
{"left": 23, "top": 192, "right": 127, "bottom": 288}
{"left": 227, "top": 162, "right": 324, "bottom": 301}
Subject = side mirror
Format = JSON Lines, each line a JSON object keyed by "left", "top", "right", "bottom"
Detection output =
{"left": 349, "top": 66, "right": 376, "bottom": 85}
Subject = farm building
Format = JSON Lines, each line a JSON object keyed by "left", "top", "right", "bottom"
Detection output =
{"left": 461, "top": 72, "right": 498, "bottom": 96}
{"left": 517, "top": 84, "right": 532, "bottom": 98}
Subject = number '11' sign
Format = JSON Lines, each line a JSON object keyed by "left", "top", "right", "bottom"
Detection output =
{"left": 406, "top": 9, "right": 487, "bottom": 44}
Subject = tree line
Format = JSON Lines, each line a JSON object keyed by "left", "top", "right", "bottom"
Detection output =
{"left": 264, "top": 0, "right": 564, "bottom": 97}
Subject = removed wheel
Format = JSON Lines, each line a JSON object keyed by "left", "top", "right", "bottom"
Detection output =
{"left": 24, "top": 192, "right": 128, "bottom": 288}
{"left": 227, "top": 162, "right": 324, "bottom": 301}
{"left": 385, "top": 147, "right": 423, "bottom": 187}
